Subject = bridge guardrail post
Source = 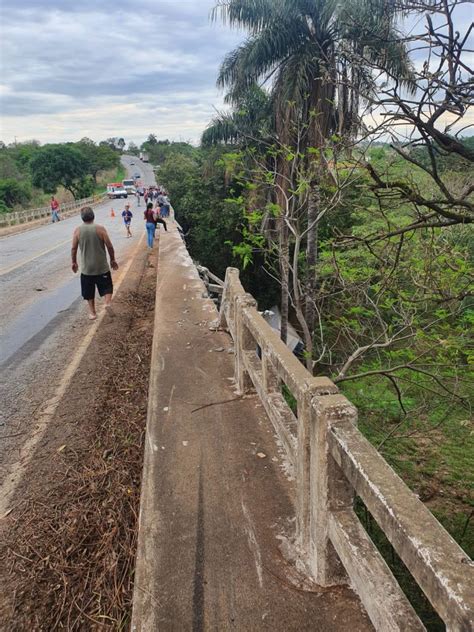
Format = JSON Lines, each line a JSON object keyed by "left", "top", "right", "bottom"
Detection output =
{"left": 261, "top": 348, "right": 279, "bottom": 393}
{"left": 234, "top": 294, "right": 257, "bottom": 394}
{"left": 296, "top": 380, "right": 339, "bottom": 560}
{"left": 218, "top": 267, "right": 240, "bottom": 331}
{"left": 309, "top": 393, "right": 357, "bottom": 585}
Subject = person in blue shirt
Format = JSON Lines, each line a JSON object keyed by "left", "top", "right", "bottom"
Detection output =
{"left": 122, "top": 204, "right": 133, "bottom": 238}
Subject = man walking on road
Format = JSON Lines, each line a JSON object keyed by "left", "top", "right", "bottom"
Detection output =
{"left": 71, "top": 207, "right": 118, "bottom": 320}
{"left": 50, "top": 196, "right": 60, "bottom": 222}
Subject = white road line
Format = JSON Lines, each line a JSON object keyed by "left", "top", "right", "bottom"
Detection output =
{"left": 0, "top": 232, "right": 145, "bottom": 517}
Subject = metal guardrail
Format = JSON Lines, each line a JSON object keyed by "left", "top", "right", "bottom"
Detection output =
{"left": 0, "top": 194, "right": 107, "bottom": 228}
{"left": 218, "top": 267, "right": 474, "bottom": 632}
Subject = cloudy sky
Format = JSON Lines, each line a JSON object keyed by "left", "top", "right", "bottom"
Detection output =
{"left": 1, "top": 0, "right": 244, "bottom": 146}
{"left": 1, "top": 1, "right": 472, "bottom": 148}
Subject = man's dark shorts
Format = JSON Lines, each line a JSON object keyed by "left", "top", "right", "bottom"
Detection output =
{"left": 81, "top": 272, "right": 113, "bottom": 300}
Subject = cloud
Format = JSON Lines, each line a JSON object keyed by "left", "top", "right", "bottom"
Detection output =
{"left": 1, "top": 0, "right": 244, "bottom": 144}
{"left": 2, "top": 1, "right": 471, "bottom": 146}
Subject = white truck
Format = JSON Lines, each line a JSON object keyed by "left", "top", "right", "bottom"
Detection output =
{"left": 139, "top": 151, "right": 149, "bottom": 163}
{"left": 122, "top": 178, "right": 137, "bottom": 194}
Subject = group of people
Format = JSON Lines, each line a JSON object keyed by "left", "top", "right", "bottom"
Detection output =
{"left": 123, "top": 186, "right": 171, "bottom": 247}
{"left": 143, "top": 187, "right": 171, "bottom": 218}
{"left": 70, "top": 179, "right": 172, "bottom": 320}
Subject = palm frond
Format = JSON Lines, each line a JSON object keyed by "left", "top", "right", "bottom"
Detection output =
{"left": 202, "top": 114, "right": 240, "bottom": 146}
{"left": 211, "top": 0, "right": 276, "bottom": 33}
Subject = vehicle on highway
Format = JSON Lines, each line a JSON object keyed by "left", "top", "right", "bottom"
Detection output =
{"left": 133, "top": 172, "right": 141, "bottom": 179}
{"left": 137, "top": 186, "right": 145, "bottom": 196}
{"left": 140, "top": 151, "right": 149, "bottom": 162}
{"left": 122, "top": 179, "right": 137, "bottom": 194}
{"left": 107, "top": 183, "right": 128, "bottom": 199}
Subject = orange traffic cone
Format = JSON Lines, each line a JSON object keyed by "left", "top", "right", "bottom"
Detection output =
{"left": 110, "top": 208, "right": 116, "bottom": 218}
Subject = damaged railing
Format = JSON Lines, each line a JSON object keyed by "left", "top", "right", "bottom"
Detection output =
{"left": 219, "top": 267, "right": 474, "bottom": 632}
{"left": 196, "top": 264, "right": 224, "bottom": 306}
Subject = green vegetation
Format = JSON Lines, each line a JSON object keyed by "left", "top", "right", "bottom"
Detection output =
{"left": 154, "top": 2, "right": 472, "bottom": 627}
{"left": 0, "top": 0, "right": 471, "bottom": 624}
{"left": 0, "top": 137, "right": 120, "bottom": 210}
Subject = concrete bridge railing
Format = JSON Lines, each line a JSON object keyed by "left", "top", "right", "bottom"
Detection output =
{"left": 0, "top": 193, "right": 107, "bottom": 227}
{"left": 218, "top": 267, "right": 474, "bottom": 632}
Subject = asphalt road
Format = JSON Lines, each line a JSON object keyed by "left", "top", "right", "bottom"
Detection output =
{"left": 0, "top": 155, "right": 156, "bottom": 435}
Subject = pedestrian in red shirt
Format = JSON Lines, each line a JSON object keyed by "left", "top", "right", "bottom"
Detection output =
{"left": 50, "top": 196, "right": 60, "bottom": 223}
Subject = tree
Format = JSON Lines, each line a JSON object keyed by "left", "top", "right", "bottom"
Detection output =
{"left": 214, "top": 0, "right": 411, "bottom": 351}
{"left": 141, "top": 139, "right": 194, "bottom": 167}
{"left": 202, "top": 84, "right": 272, "bottom": 147}
{"left": 117, "top": 137, "right": 126, "bottom": 152}
{"left": 99, "top": 137, "right": 121, "bottom": 152}
{"left": 76, "top": 139, "right": 119, "bottom": 183}
{"left": 352, "top": 0, "right": 474, "bottom": 237}
{"left": 127, "top": 142, "right": 140, "bottom": 156}
{"left": 0, "top": 178, "right": 31, "bottom": 208}
{"left": 29, "top": 145, "right": 91, "bottom": 199}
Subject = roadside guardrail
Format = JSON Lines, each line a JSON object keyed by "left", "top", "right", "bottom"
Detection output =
{"left": 219, "top": 266, "right": 474, "bottom": 632}
{"left": 0, "top": 193, "right": 107, "bottom": 228}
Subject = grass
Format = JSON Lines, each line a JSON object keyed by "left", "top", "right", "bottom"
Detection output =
{"left": 94, "top": 164, "right": 126, "bottom": 195}
{"left": 354, "top": 497, "right": 446, "bottom": 631}
{"left": 279, "top": 366, "right": 472, "bottom": 628}
{"left": 340, "top": 375, "right": 474, "bottom": 559}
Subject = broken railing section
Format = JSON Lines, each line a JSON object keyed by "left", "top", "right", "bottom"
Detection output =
{"left": 196, "top": 264, "right": 224, "bottom": 307}
{"left": 219, "top": 267, "right": 474, "bottom": 632}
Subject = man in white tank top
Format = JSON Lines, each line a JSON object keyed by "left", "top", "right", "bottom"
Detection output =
{"left": 71, "top": 207, "right": 119, "bottom": 320}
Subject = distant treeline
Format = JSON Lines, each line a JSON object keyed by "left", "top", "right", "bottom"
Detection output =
{"left": 0, "top": 137, "right": 124, "bottom": 211}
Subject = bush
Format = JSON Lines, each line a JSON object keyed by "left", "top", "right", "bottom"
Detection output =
{"left": 0, "top": 178, "right": 31, "bottom": 208}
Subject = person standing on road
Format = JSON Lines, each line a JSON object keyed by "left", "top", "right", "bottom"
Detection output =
{"left": 50, "top": 196, "right": 61, "bottom": 223}
{"left": 162, "top": 193, "right": 171, "bottom": 218}
{"left": 122, "top": 203, "right": 133, "bottom": 238}
{"left": 71, "top": 206, "right": 118, "bottom": 320}
{"left": 144, "top": 202, "right": 167, "bottom": 248}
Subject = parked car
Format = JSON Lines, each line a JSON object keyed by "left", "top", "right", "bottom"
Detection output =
{"left": 107, "top": 183, "right": 128, "bottom": 199}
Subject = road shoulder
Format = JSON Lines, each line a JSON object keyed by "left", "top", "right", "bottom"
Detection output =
{"left": 0, "top": 239, "right": 157, "bottom": 630}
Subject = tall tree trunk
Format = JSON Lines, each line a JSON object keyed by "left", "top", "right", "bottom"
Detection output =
{"left": 292, "top": 235, "right": 314, "bottom": 372}
{"left": 275, "top": 105, "right": 293, "bottom": 346}
{"left": 304, "top": 66, "right": 335, "bottom": 362}
{"left": 305, "top": 181, "right": 320, "bottom": 337}
{"left": 279, "top": 217, "right": 289, "bottom": 344}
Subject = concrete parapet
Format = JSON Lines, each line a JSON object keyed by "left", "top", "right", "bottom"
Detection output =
{"left": 329, "top": 419, "right": 474, "bottom": 631}
{"left": 132, "top": 235, "right": 373, "bottom": 631}
{"left": 219, "top": 266, "right": 474, "bottom": 632}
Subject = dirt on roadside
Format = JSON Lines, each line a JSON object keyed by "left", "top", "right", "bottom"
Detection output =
{"left": 0, "top": 248, "right": 157, "bottom": 631}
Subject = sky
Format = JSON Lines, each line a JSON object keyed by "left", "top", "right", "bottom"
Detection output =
{"left": 0, "top": 0, "right": 245, "bottom": 147}
{"left": 1, "top": 1, "right": 472, "bottom": 148}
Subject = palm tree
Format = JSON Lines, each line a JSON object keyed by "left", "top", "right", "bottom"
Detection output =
{"left": 213, "top": 0, "right": 412, "bottom": 352}
{"left": 202, "top": 84, "right": 272, "bottom": 147}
